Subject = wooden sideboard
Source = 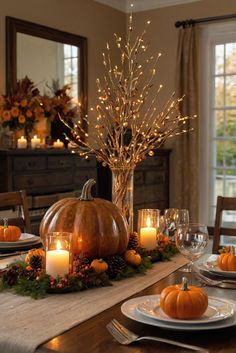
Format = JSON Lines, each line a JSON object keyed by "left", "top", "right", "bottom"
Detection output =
{"left": 0, "top": 149, "right": 97, "bottom": 234}
{"left": 0, "top": 148, "right": 170, "bottom": 234}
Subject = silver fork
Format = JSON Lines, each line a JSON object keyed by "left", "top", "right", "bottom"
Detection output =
{"left": 193, "top": 267, "right": 236, "bottom": 288}
{"left": 106, "top": 319, "right": 209, "bottom": 352}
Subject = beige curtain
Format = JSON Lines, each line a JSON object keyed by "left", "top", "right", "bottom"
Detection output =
{"left": 174, "top": 26, "right": 199, "bottom": 222}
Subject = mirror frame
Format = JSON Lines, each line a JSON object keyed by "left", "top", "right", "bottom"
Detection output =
{"left": 5, "top": 16, "right": 88, "bottom": 111}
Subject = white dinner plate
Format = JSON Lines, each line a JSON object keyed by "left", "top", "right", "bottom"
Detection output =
{"left": 121, "top": 295, "right": 236, "bottom": 331}
{"left": 199, "top": 255, "right": 236, "bottom": 279}
{"left": 136, "top": 296, "right": 234, "bottom": 324}
{"left": 0, "top": 233, "right": 42, "bottom": 249}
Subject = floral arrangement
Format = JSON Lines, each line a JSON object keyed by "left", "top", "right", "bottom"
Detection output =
{"left": 0, "top": 77, "right": 41, "bottom": 134}
{"left": 0, "top": 234, "right": 177, "bottom": 299}
{"left": 0, "top": 76, "right": 78, "bottom": 136}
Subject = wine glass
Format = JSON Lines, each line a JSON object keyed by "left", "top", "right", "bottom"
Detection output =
{"left": 176, "top": 209, "right": 189, "bottom": 226}
{"left": 164, "top": 208, "right": 179, "bottom": 241}
{"left": 164, "top": 209, "right": 189, "bottom": 241}
{"left": 175, "top": 223, "right": 209, "bottom": 281}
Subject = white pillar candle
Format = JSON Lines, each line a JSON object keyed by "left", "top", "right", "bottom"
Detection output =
{"left": 46, "top": 240, "right": 69, "bottom": 278}
{"left": 140, "top": 217, "right": 157, "bottom": 250}
{"left": 53, "top": 139, "right": 64, "bottom": 148}
{"left": 17, "top": 136, "right": 27, "bottom": 149}
{"left": 31, "top": 135, "right": 40, "bottom": 149}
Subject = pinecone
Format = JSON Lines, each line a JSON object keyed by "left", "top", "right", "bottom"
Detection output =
{"left": 127, "top": 232, "right": 139, "bottom": 250}
{"left": 74, "top": 257, "right": 90, "bottom": 273}
{"left": 106, "top": 255, "right": 127, "bottom": 279}
{"left": 29, "top": 255, "right": 42, "bottom": 270}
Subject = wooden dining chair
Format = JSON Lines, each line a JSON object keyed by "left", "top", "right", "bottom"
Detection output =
{"left": 212, "top": 196, "right": 236, "bottom": 254}
{"left": 0, "top": 190, "right": 32, "bottom": 233}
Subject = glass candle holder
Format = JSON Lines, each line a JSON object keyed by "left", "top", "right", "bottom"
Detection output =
{"left": 138, "top": 209, "right": 160, "bottom": 250}
{"left": 45, "top": 232, "right": 73, "bottom": 278}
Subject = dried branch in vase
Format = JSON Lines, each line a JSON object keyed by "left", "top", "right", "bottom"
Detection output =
{"left": 61, "top": 11, "right": 195, "bottom": 169}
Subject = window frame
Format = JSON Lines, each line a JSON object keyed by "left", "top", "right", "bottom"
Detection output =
{"left": 199, "top": 21, "right": 236, "bottom": 226}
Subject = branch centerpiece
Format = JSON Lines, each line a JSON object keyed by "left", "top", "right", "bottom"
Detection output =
{"left": 61, "top": 9, "right": 195, "bottom": 230}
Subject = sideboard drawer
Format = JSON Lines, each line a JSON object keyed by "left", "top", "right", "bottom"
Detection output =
{"left": 13, "top": 172, "right": 74, "bottom": 191}
{"left": 13, "top": 156, "right": 46, "bottom": 171}
{"left": 47, "top": 155, "right": 74, "bottom": 169}
{"left": 140, "top": 155, "right": 167, "bottom": 169}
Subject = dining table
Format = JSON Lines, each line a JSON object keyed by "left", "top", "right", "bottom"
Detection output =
{"left": 35, "top": 264, "right": 236, "bottom": 353}
{"left": 1, "top": 250, "right": 236, "bottom": 353}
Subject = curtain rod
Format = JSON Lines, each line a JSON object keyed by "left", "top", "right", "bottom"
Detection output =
{"left": 175, "top": 13, "right": 236, "bottom": 28}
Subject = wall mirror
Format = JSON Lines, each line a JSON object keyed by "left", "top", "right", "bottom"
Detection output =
{"left": 6, "top": 16, "right": 87, "bottom": 104}
{"left": 6, "top": 16, "right": 87, "bottom": 142}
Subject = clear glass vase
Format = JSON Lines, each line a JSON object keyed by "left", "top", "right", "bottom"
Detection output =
{"left": 111, "top": 166, "right": 134, "bottom": 233}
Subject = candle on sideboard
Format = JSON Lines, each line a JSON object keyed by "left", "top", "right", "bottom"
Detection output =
{"left": 31, "top": 135, "right": 40, "bottom": 149}
{"left": 53, "top": 139, "right": 64, "bottom": 148}
{"left": 46, "top": 240, "right": 69, "bottom": 278}
{"left": 140, "top": 216, "right": 157, "bottom": 250}
{"left": 17, "top": 136, "right": 27, "bottom": 149}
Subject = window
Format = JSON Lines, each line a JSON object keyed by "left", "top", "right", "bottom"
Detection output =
{"left": 200, "top": 22, "right": 236, "bottom": 227}
{"left": 63, "top": 44, "right": 79, "bottom": 99}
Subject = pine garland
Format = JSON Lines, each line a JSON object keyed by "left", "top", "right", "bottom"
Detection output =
{"left": 0, "top": 241, "right": 177, "bottom": 299}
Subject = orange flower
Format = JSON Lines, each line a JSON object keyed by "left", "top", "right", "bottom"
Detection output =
{"left": 26, "top": 265, "right": 33, "bottom": 271}
{"left": 20, "top": 99, "right": 28, "bottom": 107}
{"left": 18, "top": 115, "right": 26, "bottom": 124}
{"left": 11, "top": 106, "right": 20, "bottom": 117}
{"left": 2, "top": 110, "right": 11, "bottom": 121}
{"left": 26, "top": 109, "right": 33, "bottom": 118}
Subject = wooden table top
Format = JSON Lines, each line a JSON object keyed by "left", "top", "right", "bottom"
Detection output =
{"left": 37, "top": 269, "right": 236, "bottom": 353}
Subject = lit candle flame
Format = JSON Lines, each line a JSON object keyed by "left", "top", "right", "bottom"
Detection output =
{"left": 146, "top": 217, "right": 151, "bottom": 228}
{"left": 57, "top": 240, "right": 62, "bottom": 250}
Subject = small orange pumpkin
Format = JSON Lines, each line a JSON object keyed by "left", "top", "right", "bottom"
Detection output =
{"left": 90, "top": 259, "right": 108, "bottom": 273}
{"left": 218, "top": 246, "right": 236, "bottom": 271}
{"left": 160, "top": 277, "right": 208, "bottom": 319}
{"left": 40, "top": 179, "right": 129, "bottom": 258}
{"left": 0, "top": 219, "right": 21, "bottom": 242}
{"left": 124, "top": 250, "right": 142, "bottom": 266}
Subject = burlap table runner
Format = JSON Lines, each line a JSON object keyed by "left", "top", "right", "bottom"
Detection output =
{"left": 0, "top": 254, "right": 188, "bottom": 353}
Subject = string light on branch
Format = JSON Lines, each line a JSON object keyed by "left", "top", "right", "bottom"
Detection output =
{"left": 60, "top": 13, "right": 195, "bottom": 170}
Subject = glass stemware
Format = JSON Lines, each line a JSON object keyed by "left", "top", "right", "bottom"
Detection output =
{"left": 176, "top": 209, "right": 189, "bottom": 226}
{"left": 164, "top": 208, "right": 179, "bottom": 240}
{"left": 175, "top": 223, "right": 209, "bottom": 281}
{"left": 164, "top": 208, "right": 189, "bottom": 241}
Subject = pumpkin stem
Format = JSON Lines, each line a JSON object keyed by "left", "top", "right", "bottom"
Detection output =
{"left": 80, "top": 179, "right": 96, "bottom": 201}
{"left": 3, "top": 218, "right": 8, "bottom": 228}
{"left": 180, "top": 277, "right": 189, "bottom": 291}
{"left": 230, "top": 246, "right": 235, "bottom": 255}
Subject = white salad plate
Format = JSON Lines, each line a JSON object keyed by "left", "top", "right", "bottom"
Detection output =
{"left": 121, "top": 295, "right": 236, "bottom": 331}
{"left": 0, "top": 233, "right": 42, "bottom": 249}
{"left": 136, "top": 296, "right": 234, "bottom": 324}
{"left": 198, "top": 255, "right": 236, "bottom": 279}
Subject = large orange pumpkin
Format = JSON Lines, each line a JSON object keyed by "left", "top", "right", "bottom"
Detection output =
{"left": 160, "top": 277, "right": 208, "bottom": 319}
{"left": 40, "top": 179, "right": 129, "bottom": 258}
{"left": 218, "top": 246, "right": 236, "bottom": 271}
